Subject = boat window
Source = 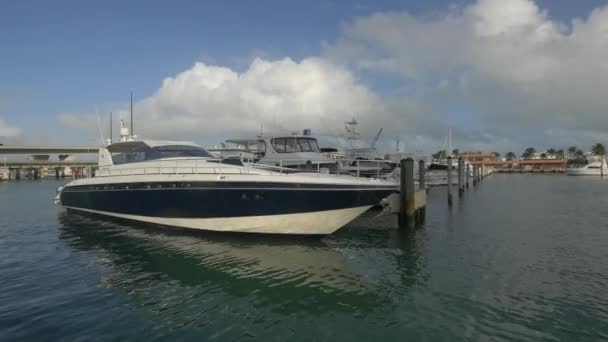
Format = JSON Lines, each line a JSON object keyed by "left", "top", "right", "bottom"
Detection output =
{"left": 285, "top": 138, "right": 298, "bottom": 153}
{"left": 588, "top": 166, "right": 600, "bottom": 169}
{"left": 147, "top": 145, "right": 214, "bottom": 159}
{"left": 299, "top": 139, "right": 313, "bottom": 152}
{"left": 271, "top": 138, "right": 286, "bottom": 153}
{"left": 271, "top": 137, "right": 320, "bottom": 153}
{"left": 112, "top": 152, "right": 146, "bottom": 164}
{"left": 112, "top": 145, "right": 213, "bottom": 164}
{"left": 299, "top": 138, "right": 319, "bottom": 152}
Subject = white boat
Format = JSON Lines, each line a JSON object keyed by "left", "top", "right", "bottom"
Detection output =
{"left": 566, "top": 160, "right": 608, "bottom": 176}
{"left": 211, "top": 130, "right": 338, "bottom": 171}
{"left": 0, "top": 167, "right": 8, "bottom": 181}
{"left": 56, "top": 124, "right": 397, "bottom": 235}
{"left": 339, "top": 119, "right": 397, "bottom": 176}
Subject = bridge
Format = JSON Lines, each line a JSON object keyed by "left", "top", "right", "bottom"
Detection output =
{"left": 0, "top": 145, "right": 100, "bottom": 180}
{"left": 0, "top": 145, "right": 99, "bottom": 154}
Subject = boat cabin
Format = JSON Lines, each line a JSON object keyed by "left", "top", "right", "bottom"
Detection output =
{"left": 99, "top": 140, "right": 214, "bottom": 166}
{"left": 220, "top": 135, "right": 332, "bottom": 168}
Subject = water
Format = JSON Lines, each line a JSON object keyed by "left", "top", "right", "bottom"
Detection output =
{"left": 1, "top": 175, "right": 608, "bottom": 341}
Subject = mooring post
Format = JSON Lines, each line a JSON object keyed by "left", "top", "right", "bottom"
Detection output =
{"left": 418, "top": 159, "right": 426, "bottom": 224}
{"left": 481, "top": 164, "right": 485, "bottom": 180}
{"left": 447, "top": 156, "right": 453, "bottom": 206}
{"left": 399, "top": 158, "right": 416, "bottom": 229}
{"left": 418, "top": 160, "right": 425, "bottom": 190}
{"left": 466, "top": 163, "right": 470, "bottom": 188}
{"left": 457, "top": 158, "right": 464, "bottom": 197}
{"left": 473, "top": 165, "right": 477, "bottom": 186}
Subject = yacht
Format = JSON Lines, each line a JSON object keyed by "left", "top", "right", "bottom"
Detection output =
{"left": 428, "top": 159, "right": 455, "bottom": 171}
{"left": 56, "top": 125, "right": 397, "bottom": 235}
{"left": 566, "top": 159, "right": 608, "bottom": 176}
{"left": 212, "top": 130, "right": 339, "bottom": 172}
{"left": 339, "top": 119, "right": 397, "bottom": 176}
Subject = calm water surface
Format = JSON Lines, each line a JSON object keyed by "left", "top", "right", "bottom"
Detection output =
{"left": 1, "top": 175, "right": 608, "bottom": 341}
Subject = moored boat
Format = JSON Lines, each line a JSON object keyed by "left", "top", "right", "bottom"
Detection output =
{"left": 566, "top": 160, "right": 608, "bottom": 176}
{"left": 57, "top": 128, "right": 397, "bottom": 235}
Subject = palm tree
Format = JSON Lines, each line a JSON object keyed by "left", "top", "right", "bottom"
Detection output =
{"left": 592, "top": 143, "right": 606, "bottom": 157}
{"left": 571, "top": 149, "right": 587, "bottom": 166}
{"left": 540, "top": 152, "right": 547, "bottom": 159}
{"left": 556, "top": 149, "right": 565, "bottom": 159}
{"left": 505, "top": 152, "right": 516, "bottom": 161}
{"left": 492, "top": 152, "right": 501, "bottom": 159}
{"left": 522, "top": 147, "right": 536, "bottom": 160}
{"left": 546, "top": 148, "right": 556, "bottom": 158}
{"left": 568, "top": 146, "right": 577, "bottom": 159}
{"left": 452, "top": 149, "right": 459, "bottom": 157}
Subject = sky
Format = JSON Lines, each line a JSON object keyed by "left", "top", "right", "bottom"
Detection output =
{"left": 1, "top": 0, "right": 608, "bottom": 155}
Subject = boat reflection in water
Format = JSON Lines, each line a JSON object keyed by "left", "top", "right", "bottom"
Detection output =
{"left": 58, "top": 212, "right": 428, "bottom": 325}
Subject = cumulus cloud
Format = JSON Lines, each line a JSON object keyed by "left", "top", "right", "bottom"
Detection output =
{"left": 56, "top": 0, "right": 608, "bottom": 153}
{"left": 326, "top": 0, "right": 608, "bottom": 150}
{"left": 131, "top": 57, "right": 385, "bottom": 142}
{"left": 0, "top": 118, "right": 21, "bottom": 138}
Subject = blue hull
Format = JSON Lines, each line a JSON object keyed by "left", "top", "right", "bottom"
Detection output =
{"left": 60, "top": 181, "right": 396, "bottom": 218}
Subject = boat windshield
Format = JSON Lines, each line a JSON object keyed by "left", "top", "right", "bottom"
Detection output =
{"left": 112, "top": 145, "right": 213, "bottom": 164}
{"left": 271, "top": 138, "right": 320, "bottom": 153}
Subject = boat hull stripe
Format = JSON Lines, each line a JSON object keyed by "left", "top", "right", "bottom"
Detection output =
{"left": 60, "top": 187, "right": 394, "bottom": 218}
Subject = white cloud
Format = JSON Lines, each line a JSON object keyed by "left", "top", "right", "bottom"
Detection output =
{"left": 55, "top": 0, "right": 608, "bottom": 154}
{"left": 325, "top": 0, "right": 608, "bottom": 151}
{"left": 0, "top": 118, "right": 21, "bottom": 138}
{"left": 130, "top": 57, "right": 385, "bottom": 141}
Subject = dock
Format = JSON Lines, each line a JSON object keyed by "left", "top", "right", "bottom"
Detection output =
{"left": 388, "top": 156, "right": 496, "bottom": 230}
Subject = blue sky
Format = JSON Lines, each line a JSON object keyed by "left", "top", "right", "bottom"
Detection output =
{"left": 1, "top": 0, "right": 608, "bottom": 151}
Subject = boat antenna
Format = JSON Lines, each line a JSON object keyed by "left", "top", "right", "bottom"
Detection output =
{"left": 130, "top": 91, "right": 134, "bottom": 137}
{"left": 449, "top": 127, "right": 452, "bottom": 157}
{"left": 96, "top": 111, "right": 105, "bottom": 146}
{"left": 109, "top": 111, "right": 113, "bottom": 143}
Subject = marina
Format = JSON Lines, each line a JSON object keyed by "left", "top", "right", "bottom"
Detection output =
{"left": 2, "top": 173, "right": 607, "bottom": 341}
{"left": 3, "top": 0, "right": 608, "bottom": 340}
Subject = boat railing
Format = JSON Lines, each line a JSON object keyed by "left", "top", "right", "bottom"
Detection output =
{"left": 96, "top": 158, "right": 396, "bottom": 179}
{"left": 248, "top": 158, "right": 395, "bottom": 177}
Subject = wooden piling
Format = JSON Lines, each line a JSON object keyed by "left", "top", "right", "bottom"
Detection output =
{"left": 447, "top": 156, "right": 453, "bottom": 206}
{"left": 473, "top": 165, "right": 477, "bottom": 186}
{"left": 458, "top": 158, "right": 464, "bottom": 197}
{"left": 418, "top": 160, "right": 425, "bottom": 190}
{"left": 417, "top": 160, "right": 426, "bottom": 224}
{"left": 466, "top": 163, "right": 470, "bottom": 188}
{"left": 399, "top": 158, "right": 416, "bottom": 229}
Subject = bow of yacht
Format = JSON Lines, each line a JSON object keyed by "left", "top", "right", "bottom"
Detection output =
{"left": 566, "top": 160, "right": 608, "bottom": 176}
{"left": 57, "top": 139, "right": 398, "bottom": 235}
